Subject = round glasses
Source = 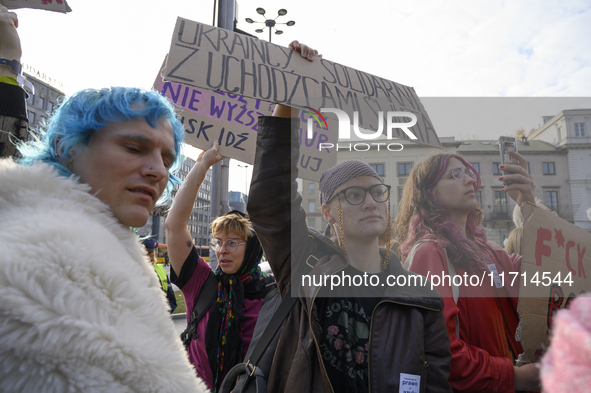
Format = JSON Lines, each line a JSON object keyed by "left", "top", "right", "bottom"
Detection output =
{"left": 210, "top": 239, "right": 246, "bottom": 253}
{"left": 444, "top": 168, "right": 476, "bottom": 182}
{"left": 327, "top": 184, "right": 391, "bottom": 205}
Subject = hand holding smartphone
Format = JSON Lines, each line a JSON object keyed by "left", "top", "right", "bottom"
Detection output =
{"left": 499, "top": 136, "right": 518, "bottom": 184}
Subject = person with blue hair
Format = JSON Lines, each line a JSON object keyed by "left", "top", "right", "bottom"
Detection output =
{"left": 0, "top": 8, "right": 207, "bottom": 392}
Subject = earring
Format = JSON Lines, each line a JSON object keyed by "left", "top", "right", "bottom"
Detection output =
{"left": 383, "top": 197, "right": 392, "bottom": 270}
{"left": 338, "top": 200, "right": 346, "bottom": 255}
{"left": 149, "top": 166, "right": 153, "bottom": 170}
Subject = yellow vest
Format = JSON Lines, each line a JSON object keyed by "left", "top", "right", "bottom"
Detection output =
{"left": 153, "top": 264, "right": 168, "bottom": 291}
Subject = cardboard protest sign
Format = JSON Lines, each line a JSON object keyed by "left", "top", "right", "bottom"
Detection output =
{"left": 517, "top": 202, "right": 591, "bottom": 362}
{"left": 1, "top": 0, "right": 72, "bottom": 13}
{"left": 163, "top": 17, "right": 442, "bottom": 150}
{"left": 154, "top": 62, "right": 337, "bottom": 181}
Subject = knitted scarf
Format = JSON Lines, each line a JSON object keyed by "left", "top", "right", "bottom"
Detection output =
{"left": 205, "top": 217, "right": 275, "bottom": 393}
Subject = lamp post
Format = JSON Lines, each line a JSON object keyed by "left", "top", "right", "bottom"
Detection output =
{"left": 245, "top": 8, "right": 295, "bottom": 43}
{"left": 237, "top": 164, "right": 249, "bottom": 195}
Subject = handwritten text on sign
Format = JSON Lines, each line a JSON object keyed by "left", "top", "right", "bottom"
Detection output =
{"left": 163, "top": 17, "right": 441, "bottom": 149}
{"left": 154, "top": 69, "right": 337, "bottom": 181}
{"left": 517, "top": 202, "right": 591, "bottom": 363}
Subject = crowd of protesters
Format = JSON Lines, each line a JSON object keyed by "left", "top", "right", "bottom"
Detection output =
{"left": 2, "top": 5, "right": 589, "bottom": 393}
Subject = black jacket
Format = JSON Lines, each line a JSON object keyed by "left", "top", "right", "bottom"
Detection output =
{"left": 247, "top": 116, "right": 452, "bottom": 392}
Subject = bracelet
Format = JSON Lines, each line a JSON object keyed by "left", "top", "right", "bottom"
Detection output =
{"left": 0, "top": 58, "right": 22, "bottom": 75}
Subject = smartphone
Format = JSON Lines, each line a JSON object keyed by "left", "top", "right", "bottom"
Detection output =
{"left": 499, "top": 136, "right": 518, "bottom": 184}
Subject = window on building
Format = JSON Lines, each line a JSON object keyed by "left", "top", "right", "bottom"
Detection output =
{"left": 493, "top": 162, "right": 502, "bottom": 175}
{"left": 48, "top": 102, "right": 55, "bottom": 114}
{"left": 38, "top": 96, "right": 45, "bottom": 110}
{"left": 27, "top": 93, "right": 34, "bottom": 105}
{"left": 471, "top": 163, "right": 480, "bottom": 173}
{"left": 308, "top": 201, "right": 316, "bottom": 213}
{"left": 543, "top": 162, "right": 555, "bottom": 175}
{"left": 494, "top": 190, "right": 509, "bottom": 217}
{"left": 28, "top": 111, "right": 35, "bottom": 124}
{"left": 308, "top": 183, "right": 315, "bottom": 194}
{"left": 575, "top": 123, "right": 586, "bottom": 137}
{"left": 475, "top": 190, "right": 482, "bottom": 207}
{"left": 308, "top": 219, "right": 315, "bottom": 227}
{"left": 545, "top": 190, "right": 559, "bottom": 212}
{"left": 370, "top": 163, "right": 385, "bottom": 176}
{"left": 398, "top": 162, "right": 412, "bottom": 176}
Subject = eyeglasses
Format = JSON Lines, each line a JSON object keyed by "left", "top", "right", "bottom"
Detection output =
{"left": 210, "top": 239, "right": 246, "bottom": 253}
{"left": 444, "top": 168, "right": 476, "bottom": 182}
{"left": 326, "top": 184, "right": 391, "bottom": 206}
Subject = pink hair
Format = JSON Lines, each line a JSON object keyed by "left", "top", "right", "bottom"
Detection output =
{"left": 395, "top": 154, "right": 488, "bottom": 272}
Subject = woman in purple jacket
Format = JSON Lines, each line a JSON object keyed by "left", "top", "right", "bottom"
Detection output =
{"left": 165, "top": 142, "right": 275, "bottom": 392}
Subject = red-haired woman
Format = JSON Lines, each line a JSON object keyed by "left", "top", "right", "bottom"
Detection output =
{"left": 394, "top": 152, "right": 540, "bottom": 392}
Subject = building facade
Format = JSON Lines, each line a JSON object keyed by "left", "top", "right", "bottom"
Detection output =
{"left": 23, "top": 64, "right": 66, "bottom": 130}
{"left": 529, "top": 109, "right": 591, "bottom": 230}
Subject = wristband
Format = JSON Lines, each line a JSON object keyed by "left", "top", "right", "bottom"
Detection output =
{"left": 0, "top": 58, "right": 22, "bottom": 75}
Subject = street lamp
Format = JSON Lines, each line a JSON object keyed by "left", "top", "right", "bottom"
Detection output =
{"left": 237, "top": 164, "right": 249, "bottom": 195}
{"left": 245, "top": 8, "right": 295, "bottom": 43}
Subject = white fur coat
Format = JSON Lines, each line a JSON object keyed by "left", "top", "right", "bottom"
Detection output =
{"left": 0, "top": 160, "right": 209, "bottom": 393}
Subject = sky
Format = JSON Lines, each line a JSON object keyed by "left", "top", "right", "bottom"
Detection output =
{"left": 12, "top": 0, "right": 591, "bottom": 193}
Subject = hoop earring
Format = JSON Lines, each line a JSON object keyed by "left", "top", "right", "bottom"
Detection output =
{"left": 338, "top": 200, "right": 346, "bottom": 255}
{"left": 383, "top": 196, "right": 392, "bottom": 270}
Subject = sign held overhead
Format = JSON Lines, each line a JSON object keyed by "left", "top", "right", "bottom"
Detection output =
{"left": 154, "top": 63, "right": 337, "bottom": 182}
{"left": 163, "top": 17, "right": 442, "bottom": 149}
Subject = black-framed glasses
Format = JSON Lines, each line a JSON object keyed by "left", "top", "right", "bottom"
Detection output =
{"left": 327, "top": 184, "right": 391, "bottom": 206}
{"left": 210, "top": 239, "right": 246, "bottom": 253}
{"left": 444, "top": 168, "right": 476, "bottom": 182}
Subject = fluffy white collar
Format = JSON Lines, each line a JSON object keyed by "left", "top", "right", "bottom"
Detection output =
{"left": 0, "top": 160, "right": 208, "bottom": 393}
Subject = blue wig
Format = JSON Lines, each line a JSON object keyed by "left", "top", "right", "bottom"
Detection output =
{"left": 18, "top": 87, "right": 184, "bottom": 205}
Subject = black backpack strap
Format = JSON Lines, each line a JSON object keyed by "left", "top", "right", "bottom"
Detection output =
{"left": 220, "top": 234, "right": 321, "bottom": 392}
{"left": 247, "top": 290, "right": 297, "bottom": 366}
{"left": 180, "top": 271, "right": 218, "bottom": 349}
{"left": 220, "top": 290, "right": 297, "bottom": 393}
{"left": 246, "top": 235, "right": 323, "bottom": 365}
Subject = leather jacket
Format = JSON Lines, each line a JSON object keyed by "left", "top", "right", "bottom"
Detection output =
{"left": 247, "top": 116, "right": 452, "bottom": 392}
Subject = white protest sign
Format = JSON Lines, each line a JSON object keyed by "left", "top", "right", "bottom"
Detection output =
{"left": 163, "top": 17, "right": 442, "bottom": 150}
{"left": 1, "top": 0, "right": 72, "bottom": 13}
